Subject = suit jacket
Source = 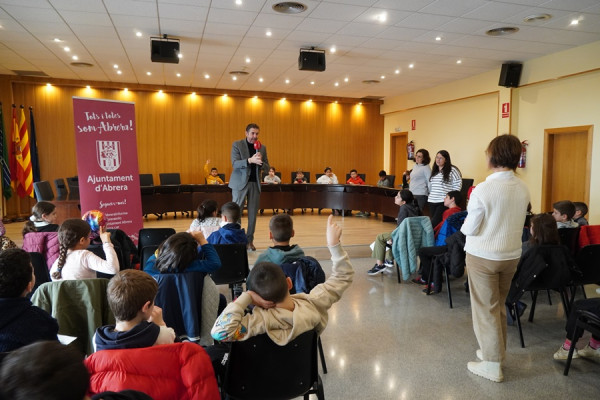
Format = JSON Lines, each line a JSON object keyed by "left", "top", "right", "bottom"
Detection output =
{"left": 228, "top": 138, "right": 269, "bottom": 192}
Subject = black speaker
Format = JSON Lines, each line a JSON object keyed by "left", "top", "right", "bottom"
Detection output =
{"left": 498, "top": 63, "right": 522, "bottom": 87}
{"left": 298, "top": 49, "right": 326, "bottom": 71}
{"left": 151, "top": 39, "right": 180, "bottom": 64}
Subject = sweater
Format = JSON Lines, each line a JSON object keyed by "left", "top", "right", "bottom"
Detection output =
{"left": 144, "top": 243, "right": 221, "bottom": 277}
{"left": 204, "top": 162, "right": 224, "bottom": 185}
{"left": 0, "top": 297, "right": 59, "bottom": 352}
{"left": 206, "top": 223, "right": 248, "bottom": 245}
{"left": 409, "top": 164, "right": 432, "bottom": 196}
{"left": 428, "top": 166, "right": 462, "bottom": 203}
{"left": 211, "top": 243, "right": 353, "bottom": 344}
{"left": 49, "top": 243, "right": 119, "bottom": 280}
{"left": 461, "top": 170, "right": 530, "bottom": 260}
{"left": 263, "top": 174, "right": 281, "bottom": 184}
{"left": 255, "top": 244, "right": 305, "bottom": 265}
{"left": 346, "top": 176, "right": 365, "bottom": 185}
{"left": 94, "top": 320, "right": 175, "bottom": 352}
{"left": 189, "top": 217, "right": 221, "bottom": 239}
{"left": 316, "top": 174, "right": 338, "bottom": 184}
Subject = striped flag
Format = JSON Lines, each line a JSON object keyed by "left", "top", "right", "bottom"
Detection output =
{"left": 9, "top": 105, "right": 18, "bottom": 190}
{"left": 12, "top": 106, "right": 34, "bottom": 198}
{"left": 29, "top": 107, "right": 41, "bottom": 183}
{"left": 0, "top": 103, "right": 12, "bottom": 199}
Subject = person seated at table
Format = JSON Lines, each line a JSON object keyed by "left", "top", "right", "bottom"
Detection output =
{"left": 206, "top": 202, "right": 248, "bottom": 245}
{"left": 552, "top": 200, "right": 579, "bottom": 228}
{"left": 22, "top": 201, "right": 59, "bottom": 237}
{"left": 367, "top": 190, "right": 420, "bottom": 275}
{"left": 573, "top": 201, "right": 589, "bottom": 226}
{"left": 189, "top": 199, "right": 221, "bottom": 239}
{"left": 264, "top": 166, "right": 281, "bottom": 184}
{"left": 204, "top": 159, "right": 224, "bottom": 185}
{"left": 293, "top": 169, "right": 307, "bottom": 184}
{"left": 377, "top": 170, "right": 392, "bottom": 188}
{"left": 346, "top": 169, "right": 365, "bottom": 185}
{"left": 255, "top": 214, "right": 305, "bottom": 265}
{"left": 317, "top": 167, "right": 338, "bottom": 184}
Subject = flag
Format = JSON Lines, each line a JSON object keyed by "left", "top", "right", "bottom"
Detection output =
{"left": 29, "top": 107, "right": 41, "bottom": 183}
{"left": 0, "top": 103, "right": 12, "bottom": 199}
{"left": 11, "top": 106, "right": 34, "bottom": 198}
{"left": 9, "top": 105, "right": 18, "bottom": 190}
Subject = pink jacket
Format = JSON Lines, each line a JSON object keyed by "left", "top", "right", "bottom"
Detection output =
{"left": 85, "top": 342, "right": 219, "bottom": 400}
{"left": 22, "top": 232, "right": 60, "bottom": 270}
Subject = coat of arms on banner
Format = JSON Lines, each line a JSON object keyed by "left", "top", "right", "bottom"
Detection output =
{"left": 96, "top": 140, "right": 121, "bottom": 172}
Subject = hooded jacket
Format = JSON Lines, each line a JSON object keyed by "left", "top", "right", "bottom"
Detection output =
{"left": 255, "top": 244, "right": 305, "bottom": 265}
{"left": 206, "top": 223, "right": 248, "bottom": 245}
{"left": 0, "top": 297, "right": 58, "bottom": 352}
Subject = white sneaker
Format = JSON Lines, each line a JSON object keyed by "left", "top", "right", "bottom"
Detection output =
{"left": 553, "top": 345, "right": 579, "bottom": 360}
{"left": 578, "top": 344, "right": 600, "bottom": 358}
{"left": 476, "top": 349, "right": 482, "bottom": 361}
{"left": 467, "top": 361, "right": 503, "bottom": 382}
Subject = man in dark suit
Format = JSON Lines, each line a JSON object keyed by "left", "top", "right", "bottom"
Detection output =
{"left": 229, "top": 123, "right": 269, "bottom": 251}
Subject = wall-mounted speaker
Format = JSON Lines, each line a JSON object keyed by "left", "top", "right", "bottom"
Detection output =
{"left": 151, "top": 38, "right": 180, "bottom": 64}
{"left": 498, "top": 63, "right": 522, "bottom": 87}
{"left": 298, "top": 48, "right": 326, "bottom": 71}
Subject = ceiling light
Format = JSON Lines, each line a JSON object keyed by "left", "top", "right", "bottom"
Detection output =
{"left": 272, "top": 2, "right": 307, "bottom": 14}
{"left": 344, "top": 77, "right": 349, "bottom": 82}
{"left": 136, "top": 31, "right": 142, "bottom": 37}
{"left": 113, "top": 64, "right": 119, "bottom": 69}
{"left": 245, "top": 57, "right": 251, "bottom": 63}
{"left": 204, "top": 74, "right": 210, "bottom": 79}
{"left": 456, "top": 60, "right": 462, "bottom": 64}
{"left": 375, "top": 12, "right": 387, "bottom": 23}
{"left": 72, "top": 55, "right": 78, "bottom": 60}
{"left": 570, "top": 19, "right": 579, "bottom": 26}
{"left": 310, "top": 81, "right": 315, "bottom": 85}
{"left": 53, "top": 38, "right": 62, "bottom": 42}
{"left": 146, "top": 72, "right": 151, "bottom": 76}
{"left": 64, "top": 47, "right": 70, "bottom": 52}
{"left": 259, "top": 77, "right": 264, "bottom": 82}
{"left": 380, "top": 75, "right": 385, "bottom": 79}
{"left": 117, "top": 70, "right": 122, "bottom": 74}
{"left": 330, "top": 46, "right": 336, "bottom": 53}
{"left": 176, "top": 73, "right": 181, "bottom": 77}
{"left": 266, "top": 30, "right": 272, "bottom": 37}
{"left": 395, "top": 69, "right": 400, "bottom": 74}
{"left": 523, "top": 14, "right": 552, "bottom": 23}
{"left": 334, "top": 82, "right": 339, "bottom": 87}
{"left": 486, "top": 27, "right": 519, "bottom": 36}
{"left": 409, "top": 63, "right": 414, "bottom": 69}
{"left": 236, "top": 0, "right": 242, "bottom": 5}
{"left": 232, "top": 76, "right": 237, "bottom": 81}
{"left": 285, "top": 79, "right": 290, "bottom": 84}
{"left": 435, "top": 36, "right": 441, "bottom": 41}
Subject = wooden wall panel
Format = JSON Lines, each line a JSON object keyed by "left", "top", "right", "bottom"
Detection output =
{"left": 1, "top": 75, "right": 384, "bottom": 217}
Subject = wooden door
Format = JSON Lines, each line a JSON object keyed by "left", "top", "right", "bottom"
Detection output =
{"left": 542, "top": 126, "right": 592, "bottom": 212}
{"left": 390, "top": 133, "right": 408, "bottom": 183}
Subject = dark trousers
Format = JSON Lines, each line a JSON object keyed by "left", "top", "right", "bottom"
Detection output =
{"left": 428, "top": 202, "right": 447, "bottom": 229}
{"left": 418, "top": 245, "right": 448, "bottom": 291}
{"left": 566, "top": 298, "right": 600, "bottom": 341}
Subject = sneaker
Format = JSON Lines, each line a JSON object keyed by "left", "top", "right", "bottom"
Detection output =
{"left": 411, "top": 276, "right": 426, "bottom": 285}
{"left": 422, "top": 285, "right": 440, "bottom": 295}
{"left": 553, "top": 345, "right": 579, "bottom": 360}
{"left": 367, "top": 264, "right": 386, "bottom": 276}
{"left": 578, "top": 344, "right": 600, "bottom": 359}
{"left": 467, "top": 361, "right": 503, "bottom": 382}
{"left": 384, "top": 259, "right": 394, "bottom": 267}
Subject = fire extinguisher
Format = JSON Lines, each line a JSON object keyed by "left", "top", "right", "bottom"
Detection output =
{"left": 518, "top": 140, "right": 528, "bottom": 168}
{"left": 407, "top": 141, "right": 415, "bottom": 161}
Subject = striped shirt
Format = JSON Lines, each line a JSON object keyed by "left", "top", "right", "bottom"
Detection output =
{"left": 427, "top": 166, "right": 462, "bottom": 203}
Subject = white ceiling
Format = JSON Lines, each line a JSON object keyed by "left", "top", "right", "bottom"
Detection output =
{"left": 1, "top": 0, "right": 599, "bottom": 99}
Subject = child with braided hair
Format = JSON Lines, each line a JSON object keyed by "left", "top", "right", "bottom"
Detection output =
{"left": 49, "top": 219, "right": 119, "bottom": 281}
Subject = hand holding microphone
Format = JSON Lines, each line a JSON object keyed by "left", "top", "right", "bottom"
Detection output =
{"left": 250, "top": 140, "right": 263, "bottom": 165}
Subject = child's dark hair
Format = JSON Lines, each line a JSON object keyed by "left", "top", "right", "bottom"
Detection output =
{"left": 221, "top": 201, "right": 241, "bottom": 222}
{"left": 22, "top": 201, "right": 56, "bottom": 236}
{"left": 573, "top": 202, "right": 588, "bottom": 217}
{"left": 529, "top": 213, "right": 560, "bottom": 246}
{"left": 416, "top": 149, "right": 431, "bottom": 165}
{"left": 107, "top": 270, "right": 158, "bottom": 321}
{"left": 350, "top": 169, "right": 357, "bottom": 174}
{"left": 399, "top": 189, "right": 415, "bottom": 204}
{"left": 0, "top": 248, "right": 33, "bottom": 298}
{"left": 446, "top": 190, "right": 463, "bottom": 208}
{"left": 431, "top": 150, "right": 458, "bottom": 183}
{"left": 52, "top": 219, "right": 91, "bottom": 280}
{"left": 324, "top": 167, "right": 332, "bottom": 173}
{"left": 553, "top": 200, "right": 576, "bottom": 220}
{"left": 154, "top": 232, "right": 199, "bottom": 273}
{"left": 269, "top": 214, "right": 294, "bottom": 242}
{"left": 379, "top": 170, "right": 387, "bottom": 178}
{"left": 197, "top": 199, "right": 218, "bottom": 222}
{"left": 0, "top": 341, "right": 89, "bottom": 400}
{"left": 211, "top": 167, "right": 218, "bottom": 172}
{"left": 247, "top": 262, "right": 289, "bottom": 303}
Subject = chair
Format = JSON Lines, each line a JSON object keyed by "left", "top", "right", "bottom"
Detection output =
{"left": 31, "top": 278, "right": 114, "bottom": 355}
{"left": 154, "top": 271, "right": 220, "bottom": 345}
{"left": 141, "top": 245, "right": 159, "bottom": 269}
{"left": 54, "top": 178, "right": 69, "bottom": 200}
{"left": 87, "top": 243, "right": 124, "bottom": 279}
{"left": 139, "top": 173, "right": 154, "bottom": 186}
{"left": 138, "top": 228, "right": 176, "bottom": 259}
{"left": 66, "top": 176, "right": 79, "bottom": 199}
{"left": 391, "top": 216, "right": 435, "bottom": 283}
{"left": 29, "top": 251, "right": 51, "bottom": 295}
{"left": 578, "top": 224, "right": 600, "bottom": 248}
{"left": 568, "top": 244, "right": 600, "bottom": 302}
{"left": 559, "top": 227, "right": 580, "bottom": 257}
{"left": 506, "top": 245, "right": 575, "bottom": 348}
{"left": 386, "top": 174, "right": 396, "bottom": 188}
{"left": 205, "top": 173, "right": 225, "bottom": 184}
{"left": 564, "top": 309, "right": 600, "bottom": 376}
{"left": 345, "top": 173, "right": 366, "bottom": 183}
{"left": 222, "top": 330, "right": 324, "bottom": 400}
{"left": 159, "top": 173, "right": 181, "bottom": 185}
{"left": 210, "top": 244, "right": 250, "bottom": 299}
{"left": 459, "top": 178, "right": 474, "bottom": 209}
{"left": 33, "top": 180, "right": 54, "bottom": 201}
{"left": 290, "top": 171, "right": 311, "bottom": 183}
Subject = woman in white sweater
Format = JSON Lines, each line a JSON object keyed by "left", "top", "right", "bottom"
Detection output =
{"left": 404, "top": 148, "right": 432, "bottom": 213}
{"left": 460, "top": 134, "right": 530, "bottom": 383}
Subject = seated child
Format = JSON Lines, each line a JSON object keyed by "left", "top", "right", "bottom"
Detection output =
{"left": 255, "top": 214, "right": 305, "bottom": 265}
{"left": 208, "top": 215, "right": 353, "bottom": 378}
{"left": 144, "top": 231, "right": 221, "bottom": 277}
{"left": 204, "top": 159, "right": 224, "bottom": 185}
{"left": 377, "top": 170, "right": 391, "bottom": 188}
{"left": 264, "top": 166, "right": 281, "bottom": 184}
{"left": 0, "top": 248, "right": 59, "bottom": 352}
{"left": 94, "top": 269, "right": 176, "bottom": 351}
{"left": 293, "top": 169, "right": 307, "bottom": 184}
{"left": 316, "top": 167, "right": 338, "bottom": 184}
{"left": 346, "top": 169, "right": 365, "bottom": 185}
{"left": 573, "top": 202, "right": 589, "bottom": 226}
{"left": 552, "top": 200, "right": 579, "bottom": 228}
{"left": 207, "top": 202, "right": 248, "bottom": 245}
{"left": 189, "top": 199, "right": 221, "bottom": 239}
{"left": 0, "top": 219, "right": 17, "bottom": 251}
{"left": 49, "top": 219, "right": 119, "bottom": 281}
{"left": 22, "top": 201, "right": 59, "bottom": 237}
{"left": 553, "top": 298, "right": 600, "bottom": 360}
{"left": 433, "top": 190, "right": 463, "bottom": 236}
{"left": 368, "top": 190, "right": 420, "bottom": 276}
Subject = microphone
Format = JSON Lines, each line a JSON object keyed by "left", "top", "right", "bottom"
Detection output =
{"left": 254, "top": 140, "right": 262, "bottom": 154}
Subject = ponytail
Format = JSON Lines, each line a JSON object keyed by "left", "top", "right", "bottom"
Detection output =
{"left": 22, "top": 220, "right": 37, "bottom": 237}
{"left": 52, "top": 243, "right": 69, "bottom": 280}
{"left": 196, "top": 199, "right": 218, "bottom": 223}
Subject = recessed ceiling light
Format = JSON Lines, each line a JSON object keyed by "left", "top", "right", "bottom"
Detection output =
{"left": 146, "top": 72, "right": 151, "bottom": 76}
{"left": 310, "top": 81, "right": 314, "bottom": 85}
{"left": 344, "top": 77, "right": 349, "bottom": 82}
{"left": 117, "top": 70, "right": 122, "bottom": 74}
{"left": 330, "top": 46, "right": 336, "bottom": 53}
{"left": 523, "top": 14, "right": 552, "bottom": 23}
{"left": 395, "top": 69, "right": 400, "bottom": 74}
{"left": 176, "top": 73, "right": 181, "bottom": 77}
{"left": 409, "top": 63, "right": 414, "bottom": 69}
{"left": 236, "top": 0, "right": 242, "bottom": 5}
{"left": 245, "top": 57, "right": 251, "bottom": 63}
{"left": 232, "top": 76, "right": 237, "bottom": 81}
{"left": 456, "top": 60, "right": 462, "bottom": 64}
{"left": 334, "top": 82, "right": 339, "bottom": 86}
{"left": 570, "top": 19, "right": 580, "bottom": 26}
{"left": 204, "top": 74, "right": 210, "bottom": 79}
{"left": 272, "top": 2, "right": 307, "bottom": 14}
{"left": 259, "top": 77, "right": 264, "bottom": 82}
{"left": 435, "top": 36, "right": 441, "bottom": 41}
{"left": 486, "top": 27, "right": 519, "bottom": 36}
{"left": 380, "top": 75, "right": 385, "bottom": 79}
{"left": 72, "top": 55, "right": 78, "bottom": 60}
{"left": 113, "top": 64, "right": 119, "bottom": 69}
{"left": 53, "top": 38, "right": 62, "bottom": 42}
{"left": 136, "top": 31, "right": 142, "bottom": 37}
{"left": 375, "top": 12, "right": 387, "bottom": 23}
{"left": 63, "top": 47, "right": 70, "bottom": 52}
{"left": 285, "top": 79, "right": 290, "bottom": 84}
{"left": 266, "top": 30, "right": 272, "bottom": 37}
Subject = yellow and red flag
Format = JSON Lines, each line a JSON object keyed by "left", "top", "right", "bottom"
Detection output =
{"left": 10, "top": 106, "right": 34, "bottom": 198}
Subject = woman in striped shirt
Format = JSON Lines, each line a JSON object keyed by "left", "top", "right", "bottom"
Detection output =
{"left": 428, "top": 150, "right": 462, "bottom": 228}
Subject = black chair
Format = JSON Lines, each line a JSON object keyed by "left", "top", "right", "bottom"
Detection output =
{"left": 222, "top": 330, "right": 324, "bottom": 400}
{"left": 386, "top": 174, "right": 396, "bottom": 188}
{"left": 140, "top": 245, "right": 159, "bottom": 269}
{"left": 345, "top": 173, "right": 366, "bottom": 183}
{"left": 159, "top": 173, "right": 181, "bottom": 185}
{"left": 290, "top": 171, "right": 310, "bottom": 183}
{"left": 29, "top": 251, "right": 51, "bottom": 295}
{"left": 205, "top": 173, "right": 226, "bottom": 184}
{"left": 137, "top": 228, "right": 176, "bottom": 259}
{"left": 54, "top": 178, "right": 69, "bottom": 200}
{"left": 261, "top": 171, "right": 282, "bottom": 182}
{"left": 87, "top": 244, "right": 124, "bottom": 280}
{"left": 210, "top": 244, "right": 250, "bottom": 300}
{"left": 559, "top": 227, "right": 581, "bottom": 257}
{"left": 459, "top": 178, "right": 474, "bottom": 209}
{"left": 568, "top": 244, "right": 600, "bottom": 303}
{"left": 66, "top": 176, "right": 79, "bottom": 199}
{"left": 33, "top": 181, "right": 54, "bottom": 201}
{"left": 564, "top": 309, "right": 600, "bottom": 375}
{"left": 139, "top": 173, "right": 154, "bottom": 186}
